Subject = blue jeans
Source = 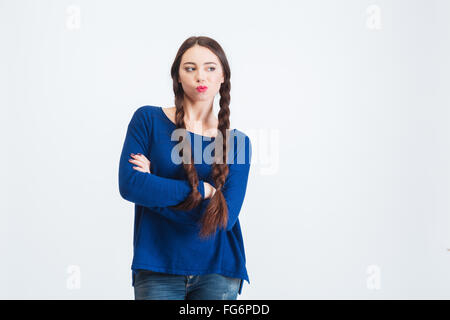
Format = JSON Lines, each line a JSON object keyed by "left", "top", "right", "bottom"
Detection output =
{"left": 134, "top": 269, "right": 242, "bottom": 300}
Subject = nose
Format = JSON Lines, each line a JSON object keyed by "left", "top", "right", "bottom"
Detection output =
{"left": 195, "top": 69, "right": 206, "bottom": 82}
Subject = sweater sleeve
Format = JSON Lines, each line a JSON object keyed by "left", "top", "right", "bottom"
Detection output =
{"left": 118, "top": 106, "right": 205, "bottom": 208}
{"left": 221, "top": 134, "right": 252, "bottom": 231}
{"left": 144, "top": 134, "right": 252, "bottom": 232}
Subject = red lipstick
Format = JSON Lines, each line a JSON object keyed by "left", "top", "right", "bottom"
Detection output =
{"left": 196, "top": 86, "right": 208, "bottom": 92}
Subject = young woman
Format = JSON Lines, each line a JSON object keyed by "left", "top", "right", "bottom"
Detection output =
{"left": 118, "top": 36, "right": 252, "bottom": 300}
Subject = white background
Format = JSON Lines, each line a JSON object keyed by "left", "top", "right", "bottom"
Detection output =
{"left": 1, "top": 0, "right": 449, "bottom": 299}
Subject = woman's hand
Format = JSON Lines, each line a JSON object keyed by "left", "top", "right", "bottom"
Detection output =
{"left": 129, "top": 153, "right": 151, "bottom": 173}
{"left": 128, "top": 154, "right": 214, "bottom": 197}
{"left": 203, "top": 181, "right": 216, "bottom": 199}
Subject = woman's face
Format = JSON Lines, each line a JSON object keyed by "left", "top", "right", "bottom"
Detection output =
{"left": 178, "top": 45, "right": 225, "bottom": 102}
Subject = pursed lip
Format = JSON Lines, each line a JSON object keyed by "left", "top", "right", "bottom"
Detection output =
{"left": 196, "top": 86, "right": 208, "bottom": 92}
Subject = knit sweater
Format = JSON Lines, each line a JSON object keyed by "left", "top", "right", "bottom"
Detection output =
{"left": 118, "top": 105, "right": 252, "bottom": 295}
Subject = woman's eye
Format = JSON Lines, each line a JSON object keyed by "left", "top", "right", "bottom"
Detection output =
{"left": 184, "top": 67, "right": 216, "bottom": 72}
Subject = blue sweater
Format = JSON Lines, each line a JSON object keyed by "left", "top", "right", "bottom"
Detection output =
{"left": 118, "top": 105, "right": 252, "bottom": 295}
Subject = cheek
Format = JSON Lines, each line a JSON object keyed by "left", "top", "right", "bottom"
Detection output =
{"left": 210, "top": 75, "right": 223, "bottom": 86}
{"left": 178, "top": 73, "right": 188, "bottom": 82}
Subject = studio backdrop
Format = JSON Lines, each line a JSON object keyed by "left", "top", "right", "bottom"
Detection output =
{"left": 1, "top": 0, "right": 449, "bottom": 299}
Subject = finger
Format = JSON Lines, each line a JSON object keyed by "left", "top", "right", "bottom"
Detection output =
{"left": 131, "top": 153, "right": 149, "bottom": 160}
{"left": 131, "top": 154, "right": 150, "bottom": 165}
{"left": 129, "top": 159, "right": 145, "bottom": 167}
{"left": 132, "top": 166, "right": 145, "bottom": 172}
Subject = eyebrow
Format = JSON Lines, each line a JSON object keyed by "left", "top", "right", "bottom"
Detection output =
{"left": 183, "top": 62, "right": 217, "bottom": 66}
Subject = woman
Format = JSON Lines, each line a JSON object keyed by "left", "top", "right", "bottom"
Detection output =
{"left": 118, "top": 36, "right": 252, "bottom": 300}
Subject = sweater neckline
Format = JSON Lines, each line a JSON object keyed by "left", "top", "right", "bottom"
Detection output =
{"left": 158, "top": 106, "right": 218, "bottom": 140}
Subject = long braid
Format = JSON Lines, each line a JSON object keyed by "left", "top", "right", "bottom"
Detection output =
{"left": 168, "top": 96, "right": 203, "bottom": 211}
{"left": 198, "top": 80, "right": 231, "bottom": 238}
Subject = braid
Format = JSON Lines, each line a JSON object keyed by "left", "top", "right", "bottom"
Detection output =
{"left": 198, "top": 79, "right": 231, "bottom": 239}
{"left": 168, "top": 96, "right": 203, "bottom": 211}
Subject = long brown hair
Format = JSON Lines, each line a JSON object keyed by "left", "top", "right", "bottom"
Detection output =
{"left": 168, "top": 36, "right": 231, "bottom": 240}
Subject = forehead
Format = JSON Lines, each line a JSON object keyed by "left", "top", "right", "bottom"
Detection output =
{"left": 181, "top": 45, "right": 220, "bottom": 64}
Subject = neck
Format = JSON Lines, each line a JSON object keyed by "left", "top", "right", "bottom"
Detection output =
{"left": 182, "top": 99, "right": 215, "bottom": 122}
